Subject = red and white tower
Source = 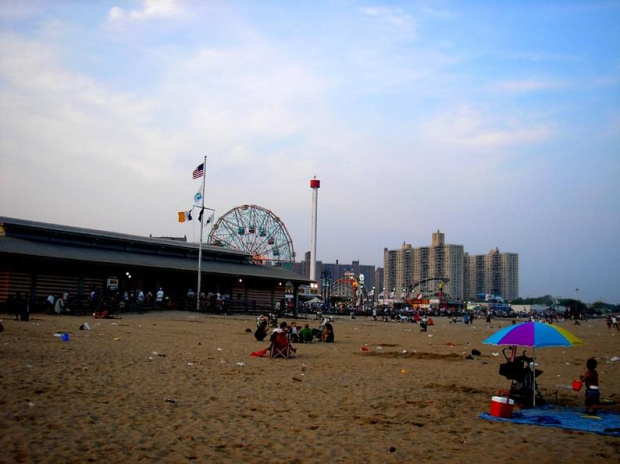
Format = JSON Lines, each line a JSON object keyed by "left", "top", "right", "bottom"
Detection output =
{"left": 309, "top": 177, "right": 320, "bottom": 282}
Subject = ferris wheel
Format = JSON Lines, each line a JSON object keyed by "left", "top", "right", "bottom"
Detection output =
{"left": 207, "top": 204, "right": 295, "bottom": 267}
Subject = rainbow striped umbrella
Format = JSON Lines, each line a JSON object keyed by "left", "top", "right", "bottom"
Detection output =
{"left": 483, "top": 321, "right": 584, "bottom": 406}
{"left": 483, "top": 321, "right": 584, "bottom": 348}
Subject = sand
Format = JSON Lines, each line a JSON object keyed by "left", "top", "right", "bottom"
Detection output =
{"left": 1, "top": 312, "right": 618, "bottom": 463}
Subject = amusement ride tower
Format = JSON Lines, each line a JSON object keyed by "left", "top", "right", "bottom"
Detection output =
{"left": 309, "top": 177, "right": 320, "bottom": 283}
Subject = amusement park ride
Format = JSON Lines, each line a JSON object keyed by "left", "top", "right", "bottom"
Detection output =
{"left": 327, "top": 273, "right": 369, "bottom": 306}
{"left": 404, "top": 278, "right": 457, "bottom": 310}
{"left": 207, "top": 204, "right": 295, "bottom": 268}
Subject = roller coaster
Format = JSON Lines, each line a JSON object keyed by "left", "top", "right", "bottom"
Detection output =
{"left": 407, "top": 277, "right": 450, "bottom": 299}
{"left": 327, "top": 275, "right": 369, "bottom": 305}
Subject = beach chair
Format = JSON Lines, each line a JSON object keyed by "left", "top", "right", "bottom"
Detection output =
{"left": 269, "top": 331, "right": 295, "bottom": 359}
{"left": 499, "top": 346, "right": 544, "bottom": 408}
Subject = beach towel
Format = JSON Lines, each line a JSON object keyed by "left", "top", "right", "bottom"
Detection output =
{"left": 479, "top": 406, "right": 620, "bottom": 437}
{"left": 251, "top": 348, "right": 269, "bottom": 357}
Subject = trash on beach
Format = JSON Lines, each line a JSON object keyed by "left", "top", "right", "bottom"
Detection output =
{"left": 236, "top": 362, "right": 245, "bottom": 367}
{"left": 401, "top": 368, "right": 409, "bottom": 374}
{"left": 402, "top": 350, "right": 408, "bottom": 354}
{"left": 292, "top": 376, "right": 303, "bottom": 382}
{"left": 446, "top": 342, "right": 455, "bottom": 347}
{"left": 113, "top": 337, "right": 122, "bottom": 341}
{"left": 492, "top": 352, "right": 500, "bottom": 356}
{"left": 377, "top": 346, "right": 383, "bottom": 350}
{"left": 427, "top": 334, "right": 433, "bottom": 337}
{"left": 79, "top": 322, "right": 91, "bottom": 331}
{"left": 361, "top": 346, "right": 371, "bottom": 352}
{"left": 164, "top": 398, "right": 177, "bottom": 404}
{"left": 610, "top": 356, "right": 620, "bottom": 362}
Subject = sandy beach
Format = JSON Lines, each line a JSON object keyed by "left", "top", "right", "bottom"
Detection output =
{"left": 1, "top": 312, "right": 618, "bottom": 463}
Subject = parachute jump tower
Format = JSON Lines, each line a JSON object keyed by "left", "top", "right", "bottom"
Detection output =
{"left": 309, "top": 177, "right": 320, "bottom": 283}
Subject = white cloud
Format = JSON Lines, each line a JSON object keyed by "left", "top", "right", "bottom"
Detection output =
{"left": 424, "top": 105, "right": 552, "bottom": 150}
{"left": 0, "top": 0, "right": 44, "bottom": 19}
{"left": 491, "top": 78, "right": 567, "bottom": 94}
{"left": 508, "top": 51, "right": 581, "bottom": 63}
{"left": 420, "top": 6, "right": 455, "bottom": 19}
{"left": 359, "top": 6, "right": 416, "bottom": 34}
{"left": 108, "top": 0, "right": 184, "bottom": 22}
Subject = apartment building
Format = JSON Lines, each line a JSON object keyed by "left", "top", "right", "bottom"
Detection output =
{"left": 384, "top": 231, "right": 518, "bottom": 301}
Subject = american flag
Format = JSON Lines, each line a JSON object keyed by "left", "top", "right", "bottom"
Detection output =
{"left": 192, "top": 163, "right": 204, "bottom": 179}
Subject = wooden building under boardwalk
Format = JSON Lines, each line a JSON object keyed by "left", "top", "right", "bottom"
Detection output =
{"left": 0, "top": 217, "right": 310, "bottom": 315}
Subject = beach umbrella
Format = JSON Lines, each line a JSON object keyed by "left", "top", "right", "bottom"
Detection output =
{"left": 483, "top": 321, "right": 584, "bottom": 406}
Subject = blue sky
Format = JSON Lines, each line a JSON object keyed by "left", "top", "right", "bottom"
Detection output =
{"left": 0, "top": 0, "right": 619, "bottom": 303}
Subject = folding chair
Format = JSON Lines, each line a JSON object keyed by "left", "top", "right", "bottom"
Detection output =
{"left": 269, "top": 331, "right": 295, "bottom": 359}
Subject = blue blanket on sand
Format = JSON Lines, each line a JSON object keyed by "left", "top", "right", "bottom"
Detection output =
{"left": 479, "top": 406, "right": 620, "bottom": 437}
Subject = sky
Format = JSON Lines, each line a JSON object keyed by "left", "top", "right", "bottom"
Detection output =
{"left": 0, "top": 0, "right": 619, "bottom": 304}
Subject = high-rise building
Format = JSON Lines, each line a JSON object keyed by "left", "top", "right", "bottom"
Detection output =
{"left": 383, "top": 232, "right": 464, "bottom": 300}
{"left": 384, "top": 231, "right": 518, "bottom": 301}
{"left": 464, "top": 248, "right": 519, "bottom": 301}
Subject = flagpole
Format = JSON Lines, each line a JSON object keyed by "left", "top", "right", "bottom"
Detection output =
{"left": 196, "top": 155, "right": 207, "bottom": 311}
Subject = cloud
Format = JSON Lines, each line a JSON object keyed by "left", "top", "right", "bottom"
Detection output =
{"left": 420, "top": 6, "right": 455, "bottom": 19}
{"left": 359, "top": 6, "right": 416, "bottom": 34}
{"left": 507, "top": 51, "right": 582, "bottom": 63}
{"left": 0, "top": 0, "right": 44, "bottom": 19}
{"left": 490, "top": 78, "right": 567, "bottom": 94}
{"left": 108, "top": 0, "right": 184, "bottom": 22}
{"left": 424, "top": 105, "right": 552, "bottom": 151}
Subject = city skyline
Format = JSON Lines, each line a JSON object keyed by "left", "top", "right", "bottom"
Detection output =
{"left": 0, "top": 1, "right": 618, "bottom": 304}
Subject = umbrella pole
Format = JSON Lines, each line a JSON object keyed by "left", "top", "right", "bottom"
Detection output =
{"left": 532, "top": 347, "right": 536, "bottom": 407}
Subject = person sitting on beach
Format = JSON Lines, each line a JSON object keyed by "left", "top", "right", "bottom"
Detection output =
{"left": 54, "top": 294, "right": 65, "bottom": 314}
{"left": 255, "top": 315, "right": 269, "bottom": 341}
{"left": 269, "top": 321, "right": 296, "bottom": 358}
{"left": 580, "top": 358, "right": 600, "bottom": 414}
{"left": 299, "top": 323, "right": 313, "bottom": 343}
{"left": 289, "top": 321, "right": 299, "bottom": 343}
{"left": 321, "top": 322, "right": 334, "bottom": 343}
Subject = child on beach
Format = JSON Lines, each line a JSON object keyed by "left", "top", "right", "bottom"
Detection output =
{"left": 579, "top": 358, "right": 600, "bottom": 414}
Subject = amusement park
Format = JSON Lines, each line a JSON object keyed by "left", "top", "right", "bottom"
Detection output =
{"left": 311, "top": 274, "right": 469, "bottom": 317}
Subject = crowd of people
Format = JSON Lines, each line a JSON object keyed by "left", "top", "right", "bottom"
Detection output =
{"left": 254, "top": 314, "right": 334, "bottom": 345}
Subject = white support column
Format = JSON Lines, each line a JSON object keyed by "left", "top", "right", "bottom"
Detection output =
{"left": 309, "top": 178, "right": 320, "bottom": 283}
